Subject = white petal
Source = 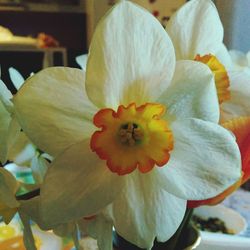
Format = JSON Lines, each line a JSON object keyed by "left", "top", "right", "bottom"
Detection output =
{"left": 6, "top": 117, "right": 23, "bottom": 163}
{"left": 13, "top": 67, "right": 98, "bottom": 156}
{"left": 155, "top": 118, "right": 241, "bottom": 200}
{"left": 0, "top": 79, "right": 13, "bottom": 113}
{"left": 8, "top": 131, "right": 36, "bottom": 166}
{"left": 40, "top": 139, "right": 124, "bottom": 228}
{"left": 158, "top": 60, "right": 219, "bottom": 123}
{"left": 0, "top": 167, "right": 19, "bottom": 207}
{"left": 0, "top": 101, "right": 11, "bottom": 163}
{"left": 105, "top": 171, "right": 186, "bottom": 249}
{"left": 166, "top": 0, "right": 223, "bottom": 60}
{"left": 75, "top": 54, "right": 88, "bottom": 70}
{"left": 86, "top": 1, "right": 175, "bottom": 108}
{"left": 229, "top": 50, "right": 248, "bottom": 67}
{"left": 221, "top": 71, "right": 250, "bottom": 121}
{"left": 31, "top": 154, "right": 48, "bottom": 184}
{"left": 247, "top": 51, "right": 250, "bottom": 66}
{"left": 216, "top": 44, "right": 233, "bottom": 70}
{"left": 8, "top": 67, "right": 25, "bottom": 90}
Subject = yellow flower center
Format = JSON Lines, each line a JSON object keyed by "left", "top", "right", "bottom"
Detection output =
{"left": 90, "top": 103, "right": 173, "bottom": 175}
{"left": 194, "top": 54, "right": 230, "bottom": 104}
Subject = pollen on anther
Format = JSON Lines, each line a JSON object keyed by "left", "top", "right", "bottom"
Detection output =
{"left": 118, "top": 122, "right": 144, "bottom": 146}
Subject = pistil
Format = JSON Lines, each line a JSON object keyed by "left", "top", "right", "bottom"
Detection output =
{"left": 119, "top": 122, "right": 144, "bottom": 146}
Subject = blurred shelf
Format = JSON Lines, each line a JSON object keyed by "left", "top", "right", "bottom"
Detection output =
{"left": 0, "top": 2, "right": 86, "bottom": 13}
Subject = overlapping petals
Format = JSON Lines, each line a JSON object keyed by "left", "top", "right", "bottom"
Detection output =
{"left": 158, "top": 60, "right": 219, "bottom": 123}
{"left": 40, "top": 140, "right": 125, "bottom": 227}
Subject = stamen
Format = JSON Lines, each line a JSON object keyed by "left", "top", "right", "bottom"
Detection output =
{"left": 119, "top": 122, "right": 144, "bottom": 146}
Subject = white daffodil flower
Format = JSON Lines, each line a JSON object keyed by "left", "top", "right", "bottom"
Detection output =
{"left": 166, "top": 0, "right": 250, "bottom": 210}
{"left": 13, "top": 2, "right": 241, "bottom": 249}
{"left": 166, "top": 0, "right": 250, "bottom": 122}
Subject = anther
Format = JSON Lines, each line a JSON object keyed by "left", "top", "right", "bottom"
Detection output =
{"left": 119, "top": 122, "right": 144, "bottom": 146}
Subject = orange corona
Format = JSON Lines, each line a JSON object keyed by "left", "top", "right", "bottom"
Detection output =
{"left": 195, "top": 54, "right": 230, "bottom": 104}
{"left": 91, "top": 103, "right": 173, "bottom": 175}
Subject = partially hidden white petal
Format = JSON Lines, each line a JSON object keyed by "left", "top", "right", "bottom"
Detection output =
{"left": 229, "top": 50, "right": 249, "bottom": 68}
{"left": 86, "top": 1, "right": 175, "bottom": 108}
{"left": 247, "top": 51, "right": 250, "bottom": 66}
{"left": 8, "top": 131, "right": 36, "bottom": 166}
{"left": 158, "top": 60, "right": 219, "bottom": 123}
{"left": 0, "top": 167, "right": 19, "bottom": 207}
{"left": 13, "top": 67, "right": 97, "bottom": 156}
{"left": 75, "top": 54, "right": 88, "bottom": 70}
{"left": 9, "top": 67, "right": 25, "bottom": 90}
{"left": 0, "top": 101, "right": 11, "bottom": 163}
{"left": 0, "top": 79, "right": 13, "bottom": 113}
{"left": 31, "top": 154, "right": 49, "bottom": 184}
{"left": 155, "top": 118, "right": 241, "bottom": 200}
{"left": 80, "top": 215, "right": 113, "bottom": 250}
{"left": 216, "top": 44, "right": 233, "bottom": 70}
{"left": 105, "top": 171, "right": 186, "bottom": 249}
{"left": 40, "top": 139, "right": 124, "bottom": 228}
{"left": 221, "top": 71, "right": 250, "bottom": 121}
{"left": 6, "top": 116, "right": 24, "bottom": 163}
{"left": 166, "top": 0, "right": 223, "bottom": 60}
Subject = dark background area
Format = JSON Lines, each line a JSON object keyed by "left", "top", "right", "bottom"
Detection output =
{"left": 0, "top": 10, "right": 87, "bottom": 93}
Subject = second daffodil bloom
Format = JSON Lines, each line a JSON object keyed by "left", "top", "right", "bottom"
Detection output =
{"left": 13, "top": 1, "right": 241, "bottom": 249}
{"left": 166, "top": 0, "right": 250, "bottom": 120}
{"left": 166, "top": 0, "right": 250, "bottom": 206}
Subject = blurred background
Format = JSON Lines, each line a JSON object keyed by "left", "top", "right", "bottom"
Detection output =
{"left": 0, "top": 0, "right": 249, "bottom": 92}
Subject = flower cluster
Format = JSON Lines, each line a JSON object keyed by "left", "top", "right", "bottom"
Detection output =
{"left": 0, "top": 0, "right": 249, "bottom": 249}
